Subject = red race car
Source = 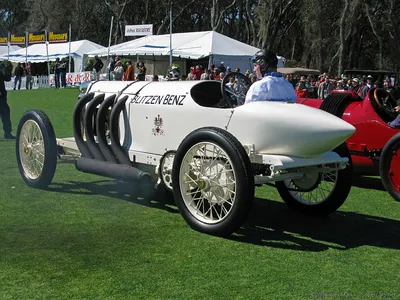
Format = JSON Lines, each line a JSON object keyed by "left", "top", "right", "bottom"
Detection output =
{"left": 298, "top": 82, "right": 400, "bottom": 201}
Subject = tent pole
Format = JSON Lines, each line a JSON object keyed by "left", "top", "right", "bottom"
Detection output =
{"left": 169, "top": 7, "right": 172, "bottom": 66}
{"left": 25, "top": 31, "right": 28, "bottom": 65}
{"left": 68, "top": 23, "right": 71, "bottom": 74}
{"left": 7, "top": 32, "right": 10, "bottom": 60}
{"left": 107, "top": 16, "right": 114, "bottom": 81}
{"left": 45, "top": 29, "right": 51, "bottom": 88}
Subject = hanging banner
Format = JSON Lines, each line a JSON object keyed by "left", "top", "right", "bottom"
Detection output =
{"left": 125, "top": 24, "right": 153, "bottom": 36}
{"left": 28, "top": 32, "right": 46, "bottom": 44}
{"left": 0, "top": 35, "right": 8, "bottom": 46}
{"left": 10, "top": 33, "right": 26, "bottom": 45}
{"left": 48, "top": 31, "right": 68, "bottom": 43}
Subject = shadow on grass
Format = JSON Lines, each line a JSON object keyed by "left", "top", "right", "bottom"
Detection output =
{"left": 46, "top": 180, "right": 400, "bottom": 252}
{"left": 230, "top": 197, "right": 400, "bottom": 252}
{"left": 352, "top": 175, "right": 386, "bottom": 192}
{"left": 47, "top": 180, "right": 179, "bottom": 214}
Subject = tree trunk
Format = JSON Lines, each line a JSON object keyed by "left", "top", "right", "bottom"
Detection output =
{"left": 364, "top": 3, "right": 383, "bottom": 69}
{"left": 337, "top": 0, "right": 349, "bottom": 77}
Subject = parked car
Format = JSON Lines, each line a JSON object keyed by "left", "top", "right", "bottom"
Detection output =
{"left": 15, "top": 73, "right": 355, "bottom": 237}
{"left": 298, "top": 85, "right": 400, "bottom": 202}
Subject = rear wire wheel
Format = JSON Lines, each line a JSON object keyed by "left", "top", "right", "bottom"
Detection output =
{"left": 276, "top": 143, "right": 352, "bottom": 215}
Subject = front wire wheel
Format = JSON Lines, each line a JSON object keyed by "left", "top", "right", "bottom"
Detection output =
{"left": 172, "top": 127, "right": 254, "bottom": 237}
{"left": 180, "top": 142, "right": 236, "bottom": 224}
{"left": 276, "top": 143, "right": 352, "bottom": 216}
{"left": 16, "top": 110, "right": 57, "bottom": 189}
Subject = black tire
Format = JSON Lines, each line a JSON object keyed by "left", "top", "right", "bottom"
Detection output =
{"left": 16, "top": 109, "right": 57, "bottom": 189}
{"left": 379, "top": 132, "right": 400, "bottom": 202}
{"left": 276, "top": 143, "right": 352, "bottom": 216}
{"left": 172, "top": 127, "right": 254, "bottom": 237}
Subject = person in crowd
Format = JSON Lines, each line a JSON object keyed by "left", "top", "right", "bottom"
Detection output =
{"left": 25, "top": 62, "right": 33, "bottom": 90}
{"left": 107, "top": 55, "right": 116, "bottom": 80}
{"left": 152, "top": 74, "right": 159, "bottom": 81}
{"left": 295, "top": 79, "right": 309, "bottom": 98}
{"left": 358, "top": 78, "right": 369, "bottom": 99}
{"left": 93, "top": 55, "right": 104, "bottom": 81}
{"left": 137, "top": 61, "right": 146, "bottom": 81}
{"left": 218, "top": 62, "right": 226, "bottom": 73}
{"left": 200, "top": 67, "right": 209, "bottom": 80}
{"left": 112, "top": 61, "right": 124, "bottom": 81}
{"left": 54, "top": 58, "right": 61, "bottom": 88}
{"left": 318, "top": 74, "right": 335, "bottom": 99}
{"left": 13, "top": 63, "right": 23, "bottom": 90}
{"left": 384, "top": 78, "right": 394, "bottom": 93}
{"left": 366, "top": 75, "right": 374, "bottom": 89}
{"left": 0, "top": 62, "right": 15, "bottom": 139}
{"left": 124, "top": 61, "right": 135, "bottom": 81}
{"left": 245, "top": 48, "right": 297, "bottom": 104}
{"left": 59, "top": 59, "right": 67, "bottom": 88}
{"left": 191, "top": 65, "right": 202, "bottom": 80}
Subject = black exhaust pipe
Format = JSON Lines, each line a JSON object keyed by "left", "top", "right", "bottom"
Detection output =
{"left": 84, "top": 94, "right": 106, "bottom": 161}
{"left": 96, "top": 94, "right": 118, "bottom": 163}
{"left": 73, "top": 92, "right": 95, "bottom": 158}
{"left": 109, "top": 95, "right": 132, "bottom": 166}
{"left": 76, "top": 157, "right": 152, "bottom": 184}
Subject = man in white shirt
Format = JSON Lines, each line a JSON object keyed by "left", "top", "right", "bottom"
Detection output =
{"left": 245, "top": 48, "right": 297, "bottom": 104}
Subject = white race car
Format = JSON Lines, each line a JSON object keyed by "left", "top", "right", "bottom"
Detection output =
{"left": 15, "top": 72, "right": 356, "bottom": 237}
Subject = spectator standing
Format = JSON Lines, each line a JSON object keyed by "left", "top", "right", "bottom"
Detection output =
{"left": 0, "top": 62, "right": 15, "bottom": 139}
{"left": 124, "top": 61, "right": 135, "bottom": 81}
{"left": 25, "top": 62, "right": 33, "bottom": 90}
{"left": 54, "top": 58, "right": 61, "bottom": 89}
{"left": 112, "top": 61, "right": 124, "bottom": 81}
{"left": 137, "top": 61, "right": 146, "bottom": 81}
{"left": 93, "top": 55, "right": 104, "bottom": 81}
{"left": 59, "top": 59, "right": 67, "bottom": 88}
{"left": 13, "top": 63, "right": 23, "bottom": 90}
{"left": 218, "top": 62, "right": 226, "bottom": 73}
{"left": 107, "top": 55, "right": 116, "bottom": 80}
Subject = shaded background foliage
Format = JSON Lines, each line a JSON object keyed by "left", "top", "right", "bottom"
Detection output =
{"left": 1, "top": 0, "right": 399, "bottom": 75}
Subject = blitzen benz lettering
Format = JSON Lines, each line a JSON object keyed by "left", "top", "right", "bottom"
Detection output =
{"left": 130, "top": 94, "right": 186, "bottom": 105}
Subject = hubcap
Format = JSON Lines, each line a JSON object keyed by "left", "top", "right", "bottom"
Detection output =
{"left": 19, "top": 120, "right": 45, "bottom": 180}
{"left": 179, "top": 142, "right": 236, "bottom": 224}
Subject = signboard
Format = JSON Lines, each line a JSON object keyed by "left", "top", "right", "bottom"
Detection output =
{"left": 125, "top": 24, "right": 153, "bottom": 36}
{"left": 0, "top": 35, "right": 8, "bottom": 46}
{"left": 28, "top": 32, "right": 46, "bottom": 44}
{"left": 48, "top": 31, "right": 68, "bottom": 43}
{"left": 10, "top": 33, "right": 26, "bottom": 45}
{"left": 49, "top": 72, "right": 91, "bottom": 86}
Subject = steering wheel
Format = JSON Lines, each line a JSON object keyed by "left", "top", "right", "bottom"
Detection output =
{"left": 220, "top": 72, "right": 252, "bottom": 108}
{"left": 373, "top": 88, "right": 398, "bottom": 119}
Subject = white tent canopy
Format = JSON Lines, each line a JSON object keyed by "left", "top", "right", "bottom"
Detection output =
{"left": 0, "top": 45, "right": 21, "bottom": 56}
{"left": 0, "top": 40, "right": 105, "bottom": 72}
{"left": 86, "top": 31, "right": 285, "bottom": 75}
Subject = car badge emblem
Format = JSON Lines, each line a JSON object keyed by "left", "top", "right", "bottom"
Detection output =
{"left": 152, "top": 114, "right": 165, "bottom": 136}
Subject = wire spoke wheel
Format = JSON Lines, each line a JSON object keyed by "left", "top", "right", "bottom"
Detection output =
{"left": 284, "top": 170, "right": 338, "bottom": 206}
{"left": 19, "top": 120, "right": 45, "bottom": 180}
{"left": 276, "top": 144, "right": 352, "bottom": 216}
{"left": 16, "top": 109, "right": 57, "bottom": 189}
{"left": 172, "top": 127, "right": 254, "bottom": 237}
{"left": 180, "top": 142, "right": 236, "bottom": 224}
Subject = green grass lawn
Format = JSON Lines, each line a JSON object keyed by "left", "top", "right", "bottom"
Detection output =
{"left": 1, "top": 88, "right": 399, "bottom": 299}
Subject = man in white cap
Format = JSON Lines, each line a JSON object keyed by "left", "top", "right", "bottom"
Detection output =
{"left": 366, "top": 75, "right": 374, "bottom": 89}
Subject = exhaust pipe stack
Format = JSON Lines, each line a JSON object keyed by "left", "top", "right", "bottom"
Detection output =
{"left": 73, "top": 92, "right": 151, "bottom": 184}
